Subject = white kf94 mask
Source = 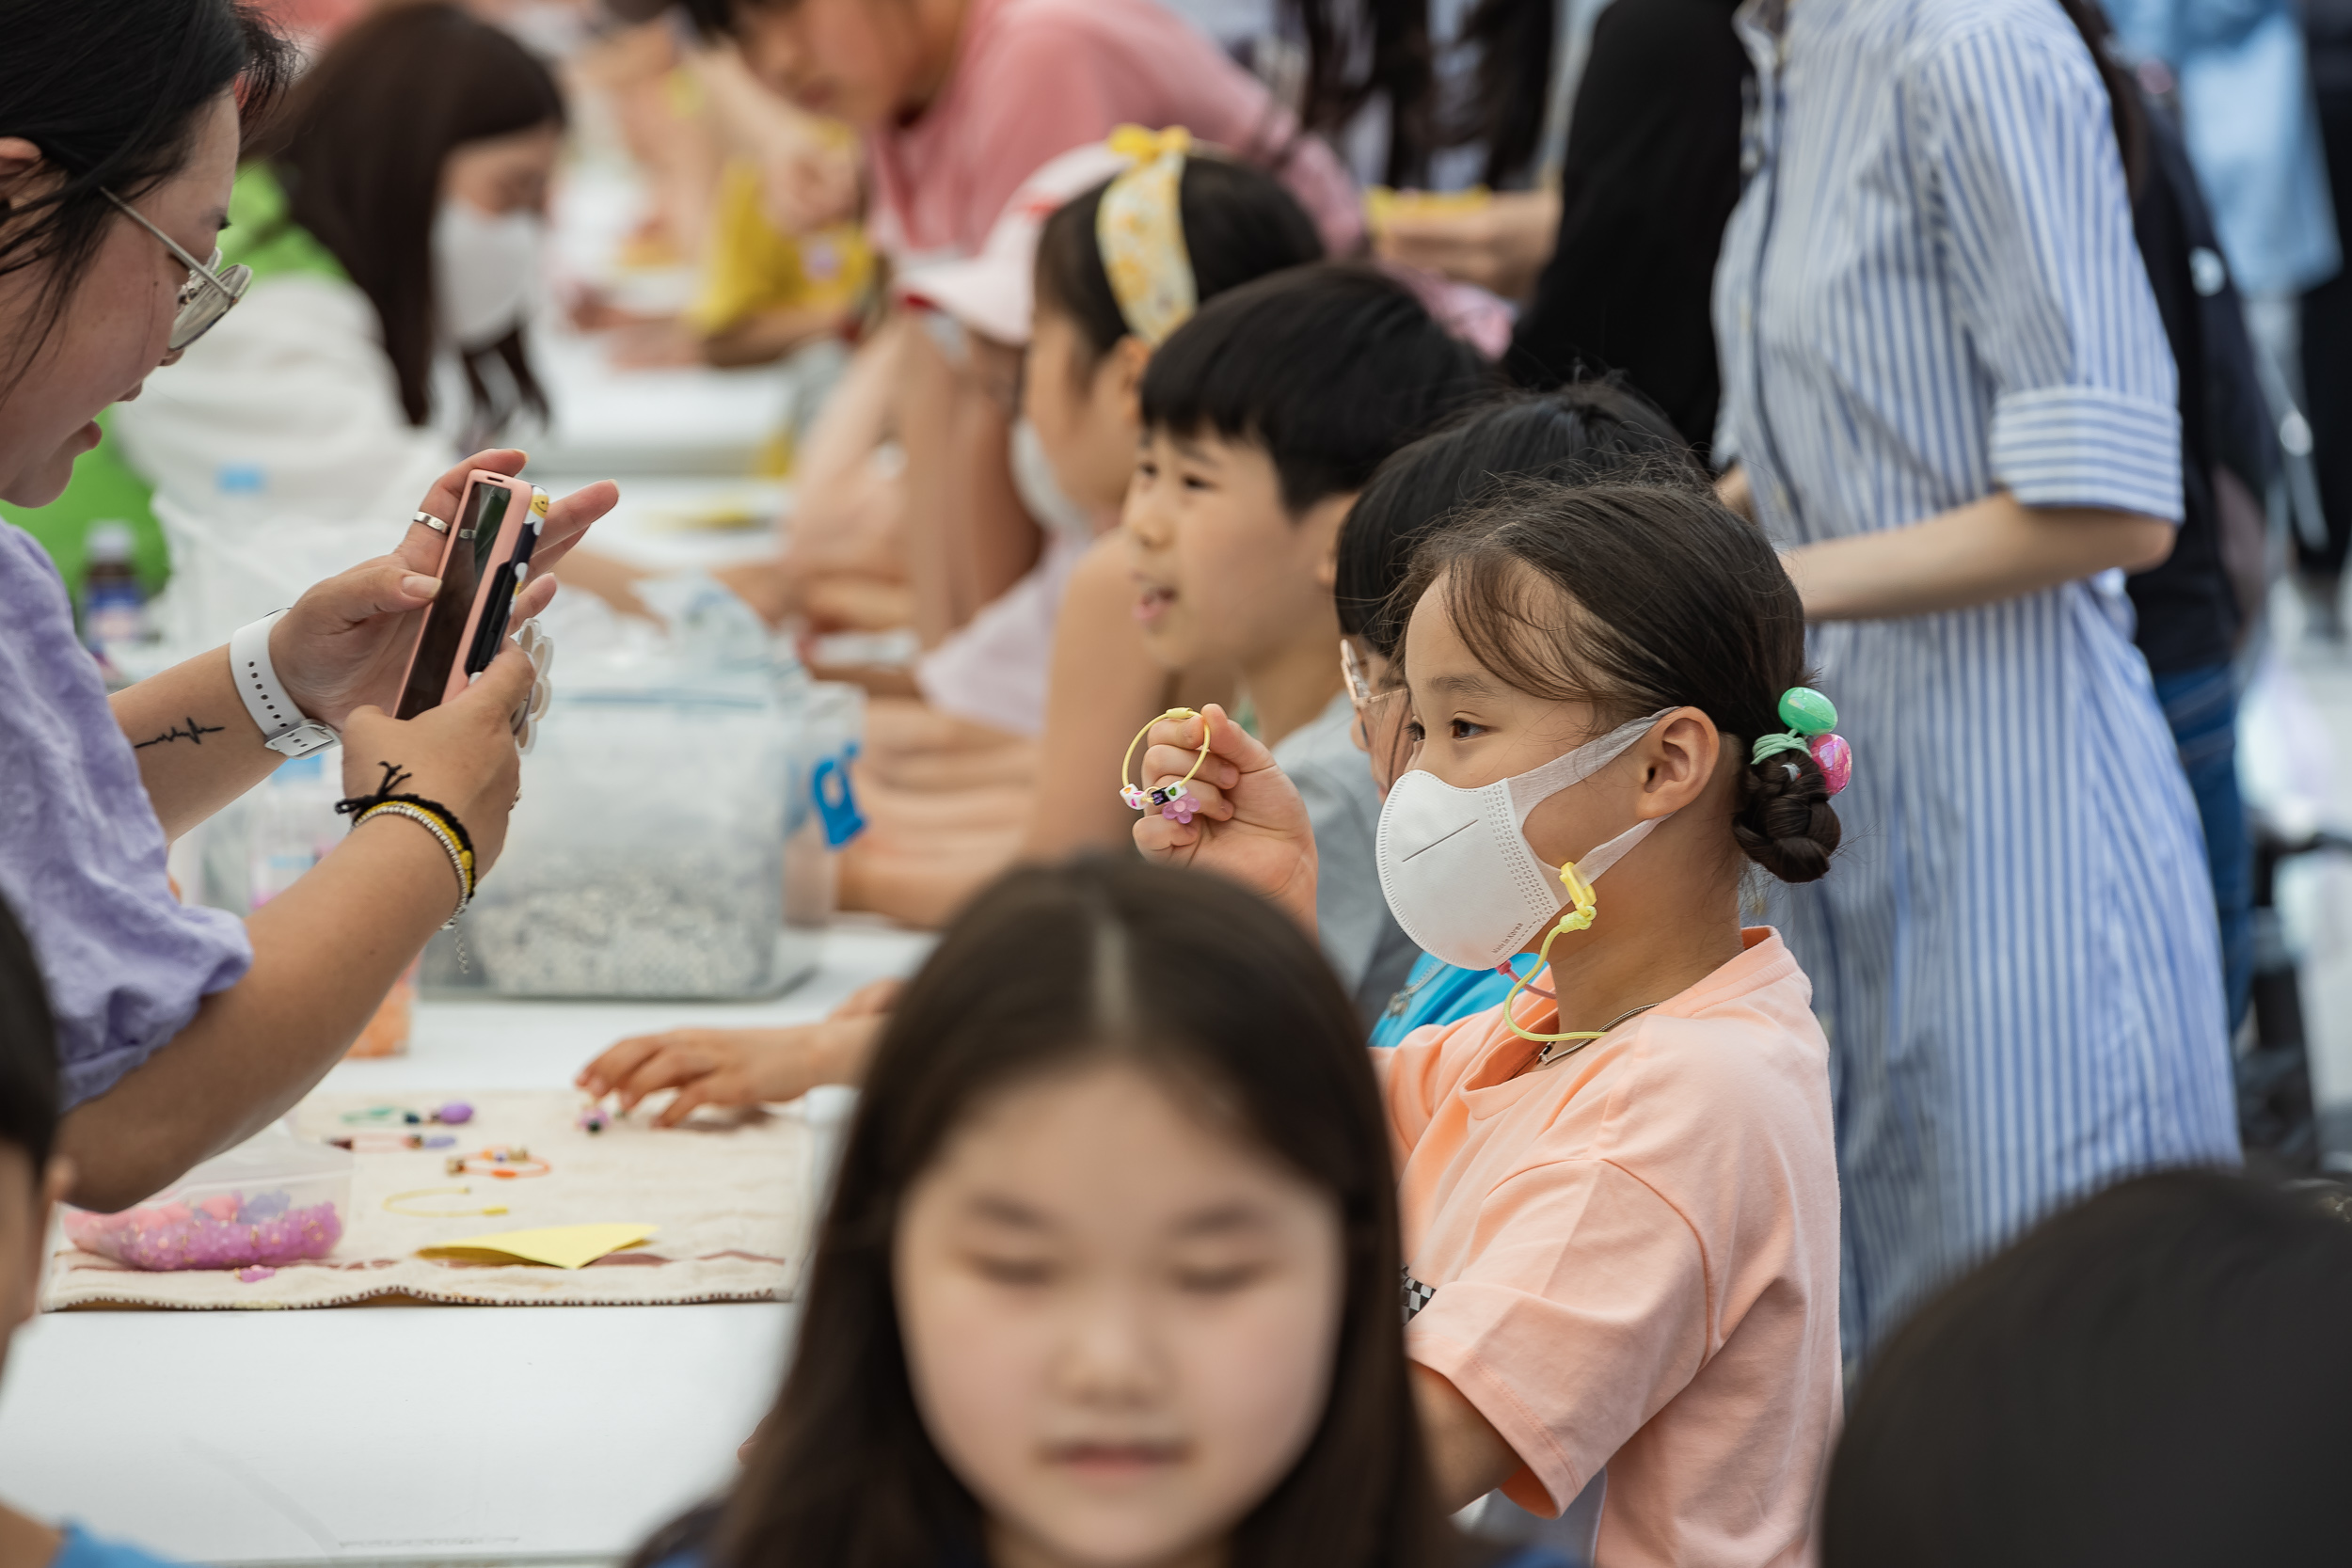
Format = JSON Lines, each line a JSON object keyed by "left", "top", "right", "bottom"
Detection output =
{"left": 1375, "top": 709, "right": 1677, "bottom": 984}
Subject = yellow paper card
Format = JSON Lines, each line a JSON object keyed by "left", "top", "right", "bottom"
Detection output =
{"left": 418, "top": 1223, "right": 658, "bottom": 1270}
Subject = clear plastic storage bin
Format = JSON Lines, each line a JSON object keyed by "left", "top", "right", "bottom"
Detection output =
{"left": 423, "top": 577, "right": 865, "bottom": 1000}
{"left": 62, "top": 1136, "right": 351, "bottom": 1271}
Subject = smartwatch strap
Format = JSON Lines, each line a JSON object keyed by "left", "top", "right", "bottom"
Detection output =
{"left": 230, "top": 610, "right": 337, "bottom": 758}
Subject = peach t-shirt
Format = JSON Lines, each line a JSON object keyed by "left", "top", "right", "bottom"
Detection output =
{"left": 864, "top": 0, "right": 1362, "bottom": 267}
{"left": 1380, "top": 928, "right": 1841, "bottom": 1568}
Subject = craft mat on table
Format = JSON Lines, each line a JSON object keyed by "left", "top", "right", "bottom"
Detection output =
{"left": 45, "top": 1089, "right": 814, "bottom": 1310}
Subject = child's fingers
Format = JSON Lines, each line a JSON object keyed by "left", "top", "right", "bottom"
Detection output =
{"left": 1144, "top": 702, "right": 1270, "bottom": 773}
{"left": 579, "top": 1035, "right": 664, "bottom": 1097}
{"left": 656, "top": 1080, "right": 722, "bottom": 1128}
{"left": 615, "top": 1041, "right": 716, "bottom": 1113}
{"left": 1195, "top": 702, "right": 1277, "bottom": 769}
{"left": 1139, "top": 740, "right": 1240, "bottom": 794}
{"left": 1130, "top": 767, "right": 1234, "bottom": 824}
{"left": 1132, "top": 812, "right": 1202, "bottom": 860}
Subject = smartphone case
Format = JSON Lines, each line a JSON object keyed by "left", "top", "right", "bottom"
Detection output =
{"left": 392, "top": 472, "right": 551, "bottom": 719}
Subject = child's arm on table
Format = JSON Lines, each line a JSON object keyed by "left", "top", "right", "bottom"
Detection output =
{"left": 576, "top": 977, "right": 899, "bottom": 1124}
{"left": 1130, "top": 704, "right": 1319, "bottom": 936}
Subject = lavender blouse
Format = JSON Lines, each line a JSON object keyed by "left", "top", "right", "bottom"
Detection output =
{"left": 0, "top": 525, "right": 251, "bottom": 1108}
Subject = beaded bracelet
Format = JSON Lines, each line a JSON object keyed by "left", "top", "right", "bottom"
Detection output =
{"left": 1119, "top": 706, "right": 1215, "bottom": 825}
{"left": 336, "top": 761, "right": 478, "bottom": 860}
{"left": 444, "top": 1145, "right": 549, "bottom": 1180}
{"left": 383, "top": 1185, "right": 508, "bottom": 1219}
{"left": 358, "top": 802, "right": 473, "bottom": 927}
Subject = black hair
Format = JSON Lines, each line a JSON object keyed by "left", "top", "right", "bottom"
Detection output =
{"left": 1398, "top": 480, "right": 1839, "bottom": 882}
{"left": 2057, "top": 0, "right": 2148, "bottom": 197}
{"left": 1338, "top": 383, "right": 1700, "bottom": 657}
{"left": 1140, "top": 262, "right": 1493, "bottom": 514}
{"left": 246, "top": 4, "right": 563, "bottom": 435}
{"left": 1281, "top": 0, "right": 1555, "bottom": 189}
{"left": 0, "top": 895, "right": 59, "bottom": 1173}
{"left": 0, "top": 0, "right": 294, "bottom": 388}
{"left": 1033, "top": 153, "right": 1325, "bottom": 369}
{"left": 1822, "top": 1170, "right": 2352, "bottom": 1568}
{"left": 677, "top": 0, "right": 740, "bottom": 39}
{"left": 641, "top": 856, "right": 1463, "bottom": 1568}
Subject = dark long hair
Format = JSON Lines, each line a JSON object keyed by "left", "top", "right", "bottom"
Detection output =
{"left": 1281, "top": 0, "right": 1554, "bottom": 189}
{"left": 247, "top": 4, "right": 562, "bottom": 434}
{"left": 665, "top": 857, "right": 1459, "bottom": 1568}
{"left": 0, "top": 0, "right": 292, "bottom": 388}
{"left": 2058, "top": 0, "right": 2148, "bottom": 195}
{"left": 1339, "top": 384, "right": 1700, "bottom": 658}
{"left": 1823, "top": 1171, "right": 2352, "bottom": 1567}
{"left": 1034, "top": 153, "right": 1325, "bottom": 368}
{"left": 1399, "top": 480, "right": 1841, "bottom": 882}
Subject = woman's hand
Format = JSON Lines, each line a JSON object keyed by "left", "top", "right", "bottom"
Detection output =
{"left": 1131, "top": 703, "right": 1320, "bottom": 935}
{"left": 338, "top": 645, "right": 536, "bottom": 879}
{"left": 273, "top": 450, "right": 619, "bottom": 727}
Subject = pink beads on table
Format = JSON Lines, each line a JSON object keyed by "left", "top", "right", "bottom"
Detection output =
{"left": 63, "top": 1190, "right": 344, "bottom": 1272}
{"left": 1809, "top": 732, "right": 1852, "bottom": 796}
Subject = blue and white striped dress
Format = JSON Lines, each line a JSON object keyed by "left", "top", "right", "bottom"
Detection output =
{"left": 1713, "top": 0, "right": 2239, "bottom": 1364}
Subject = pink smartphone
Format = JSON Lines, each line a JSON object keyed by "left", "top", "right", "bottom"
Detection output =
{"left": 393, "top": 471, "right": 551, "bottom": 720}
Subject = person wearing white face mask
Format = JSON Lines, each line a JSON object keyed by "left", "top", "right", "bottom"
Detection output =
{"left": 1131, "top": 479, "right": 1845, "bottom": 1568}
{"left": 105, "top": 3, "right": 563, "bottom": 648}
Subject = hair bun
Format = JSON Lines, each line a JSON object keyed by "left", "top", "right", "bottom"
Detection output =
{"left": 1734, "top": 749, "right": 1842, "bottom": 883}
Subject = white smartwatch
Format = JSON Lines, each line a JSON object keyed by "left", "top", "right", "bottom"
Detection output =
{"left": 230, "top": 610, "right": 338, "bottom": 758}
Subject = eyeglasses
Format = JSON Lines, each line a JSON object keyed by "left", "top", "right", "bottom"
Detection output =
{"left": 1341, "top": 639, "right": 1384, "bottom": 709}
{"left": 103, "top": 190, "right": 251, "bottom": 353}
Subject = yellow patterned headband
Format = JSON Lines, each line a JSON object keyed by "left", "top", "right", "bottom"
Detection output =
{"left": 1097, "top": 124, "right": 1198, "bottom": 347}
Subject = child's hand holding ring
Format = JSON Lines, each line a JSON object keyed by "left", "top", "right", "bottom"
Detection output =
{"left": 1130, "top": 703, "right": 1321, "bottom": 937}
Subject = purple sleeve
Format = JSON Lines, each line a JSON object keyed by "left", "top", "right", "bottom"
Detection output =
{"left": 0, "top": 527, "right": 252, "bottom": 1109}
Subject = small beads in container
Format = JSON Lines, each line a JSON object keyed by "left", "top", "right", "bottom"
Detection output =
{"left": 60, "top": 1135, "right": 352, "bottom": 1273}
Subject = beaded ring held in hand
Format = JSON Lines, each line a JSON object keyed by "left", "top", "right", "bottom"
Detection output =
{"left": 1120, "top": 706, "right": 1216, "bottom": 826}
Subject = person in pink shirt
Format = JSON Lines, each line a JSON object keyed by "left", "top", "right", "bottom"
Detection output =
{"left": 1130, "top": 477, "right": 1848, "bottom": 1567}
{"left": 677, "top": 0, "right": 1359, "bottom": 265}
{"left": 657, "top": 0, "right": 1362, "bottom": 660}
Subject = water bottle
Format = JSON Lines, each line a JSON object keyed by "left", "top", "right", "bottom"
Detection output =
{"left": 78, "top": 520, "right": 150, "bottom": 649}
{"left": 246, "top": 751, "right": 345, "bottom": 909}
{"left": 213, "top": 462, "right": 268, "bottom": 531}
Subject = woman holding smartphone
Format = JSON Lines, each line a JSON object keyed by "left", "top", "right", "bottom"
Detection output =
{"left": 0, "top": 0, "right": 616, "bottom": 1212}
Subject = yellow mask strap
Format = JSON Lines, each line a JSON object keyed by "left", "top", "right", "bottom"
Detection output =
{"left": 1498, "top": 859, "right": 1604, "bottom": 1045}
{"left": 1098, "top": 125, "right": 1198, "bottom": 347}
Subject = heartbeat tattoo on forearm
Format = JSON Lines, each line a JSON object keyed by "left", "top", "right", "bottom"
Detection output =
{"left": 134, "top": 716, "right": 228, "bottom": 749}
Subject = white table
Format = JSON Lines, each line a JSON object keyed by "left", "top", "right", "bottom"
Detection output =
{"left": 0, "top": 924, "right": 930, "bottom": 1567}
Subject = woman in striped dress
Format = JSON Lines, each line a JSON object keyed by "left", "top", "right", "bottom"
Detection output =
{"left": 1713, "top": 0, "right": 2239, "bottom": 1365}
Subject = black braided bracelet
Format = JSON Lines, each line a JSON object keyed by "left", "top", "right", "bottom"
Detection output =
{"left": 335, "top": 760, "right": 478, "bottom": 860}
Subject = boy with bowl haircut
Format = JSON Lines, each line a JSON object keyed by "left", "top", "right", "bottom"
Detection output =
{"left": 1124, "top": 263, "right": 1490, "bottom": 1018}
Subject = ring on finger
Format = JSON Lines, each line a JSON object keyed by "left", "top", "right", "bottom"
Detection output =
{"left": 413, "top": 510, "right": 451, "bottom": 534}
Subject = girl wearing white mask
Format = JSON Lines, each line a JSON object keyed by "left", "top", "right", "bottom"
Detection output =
{"left": 108, "top": 3, "right": 562, "bottom": 645}
{"left": 1131, "top": 480, "right": 1844, "bottom": 1568}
